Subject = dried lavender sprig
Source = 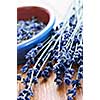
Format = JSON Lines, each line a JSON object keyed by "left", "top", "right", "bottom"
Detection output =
{"left": 28, "top": 34, "right": 62, "bottom": 88}
{"left": 40, "top": 20, "right": 82, "bottom": 66}
{"left": 53, "top": 24, "right": 82, "bottom": 85}
{"left": 27, "top": 6, "right": 81, "bottom": 86}
{"left": 58, "top": 5, "right": 83, "bottom": 52}
{"left": 20, "top": 32, "right": 58, "bottom": 74}
{"left": 17, "top": 41, "right": 54, "bottom": 99}
{"left": 53, "top": 5, "right": 83, "bottom": 64}
{"left": 53, "top": 15, "right": 83, "bottom": 86}
{"left": 66, "top": 33, "right": 83, "bottom": 100}
{"left": 66, "top": 21, "right": 83, "bottom": 69}
{"left": 25, "top": 3, "right": 80, "bottom": 88}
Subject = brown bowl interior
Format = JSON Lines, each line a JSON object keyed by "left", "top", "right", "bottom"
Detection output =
{"left": 17, "top": 6, "right": 50, "bottom": 24}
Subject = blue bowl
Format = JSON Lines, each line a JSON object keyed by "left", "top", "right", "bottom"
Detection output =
{"left": 17, "top": 6, "right": 55, "bottom": 64}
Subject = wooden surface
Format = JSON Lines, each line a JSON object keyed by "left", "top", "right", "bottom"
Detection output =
{"left": 17, "top": 65, "right": 83, "bottom": 100}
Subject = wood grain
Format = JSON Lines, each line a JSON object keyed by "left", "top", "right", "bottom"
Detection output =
{"left": 17, "top": 65, "right": 83, "bottom": 100}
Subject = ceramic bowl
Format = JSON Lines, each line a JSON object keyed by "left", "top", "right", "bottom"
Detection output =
{"left": 17, "top": 6, "right": 55, "bottom": 64}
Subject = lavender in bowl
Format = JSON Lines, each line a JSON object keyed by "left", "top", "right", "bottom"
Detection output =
{"left": 17, "top": 6, "right": 55, "bottom": 64}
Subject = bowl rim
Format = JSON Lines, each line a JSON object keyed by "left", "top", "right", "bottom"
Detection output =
{"left": 17, "top": 5, "right": 55, "bottom": 50}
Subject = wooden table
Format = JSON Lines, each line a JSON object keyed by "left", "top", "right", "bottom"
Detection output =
{"left": 17, "top": 65, "right": 83, "bottom": 100}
